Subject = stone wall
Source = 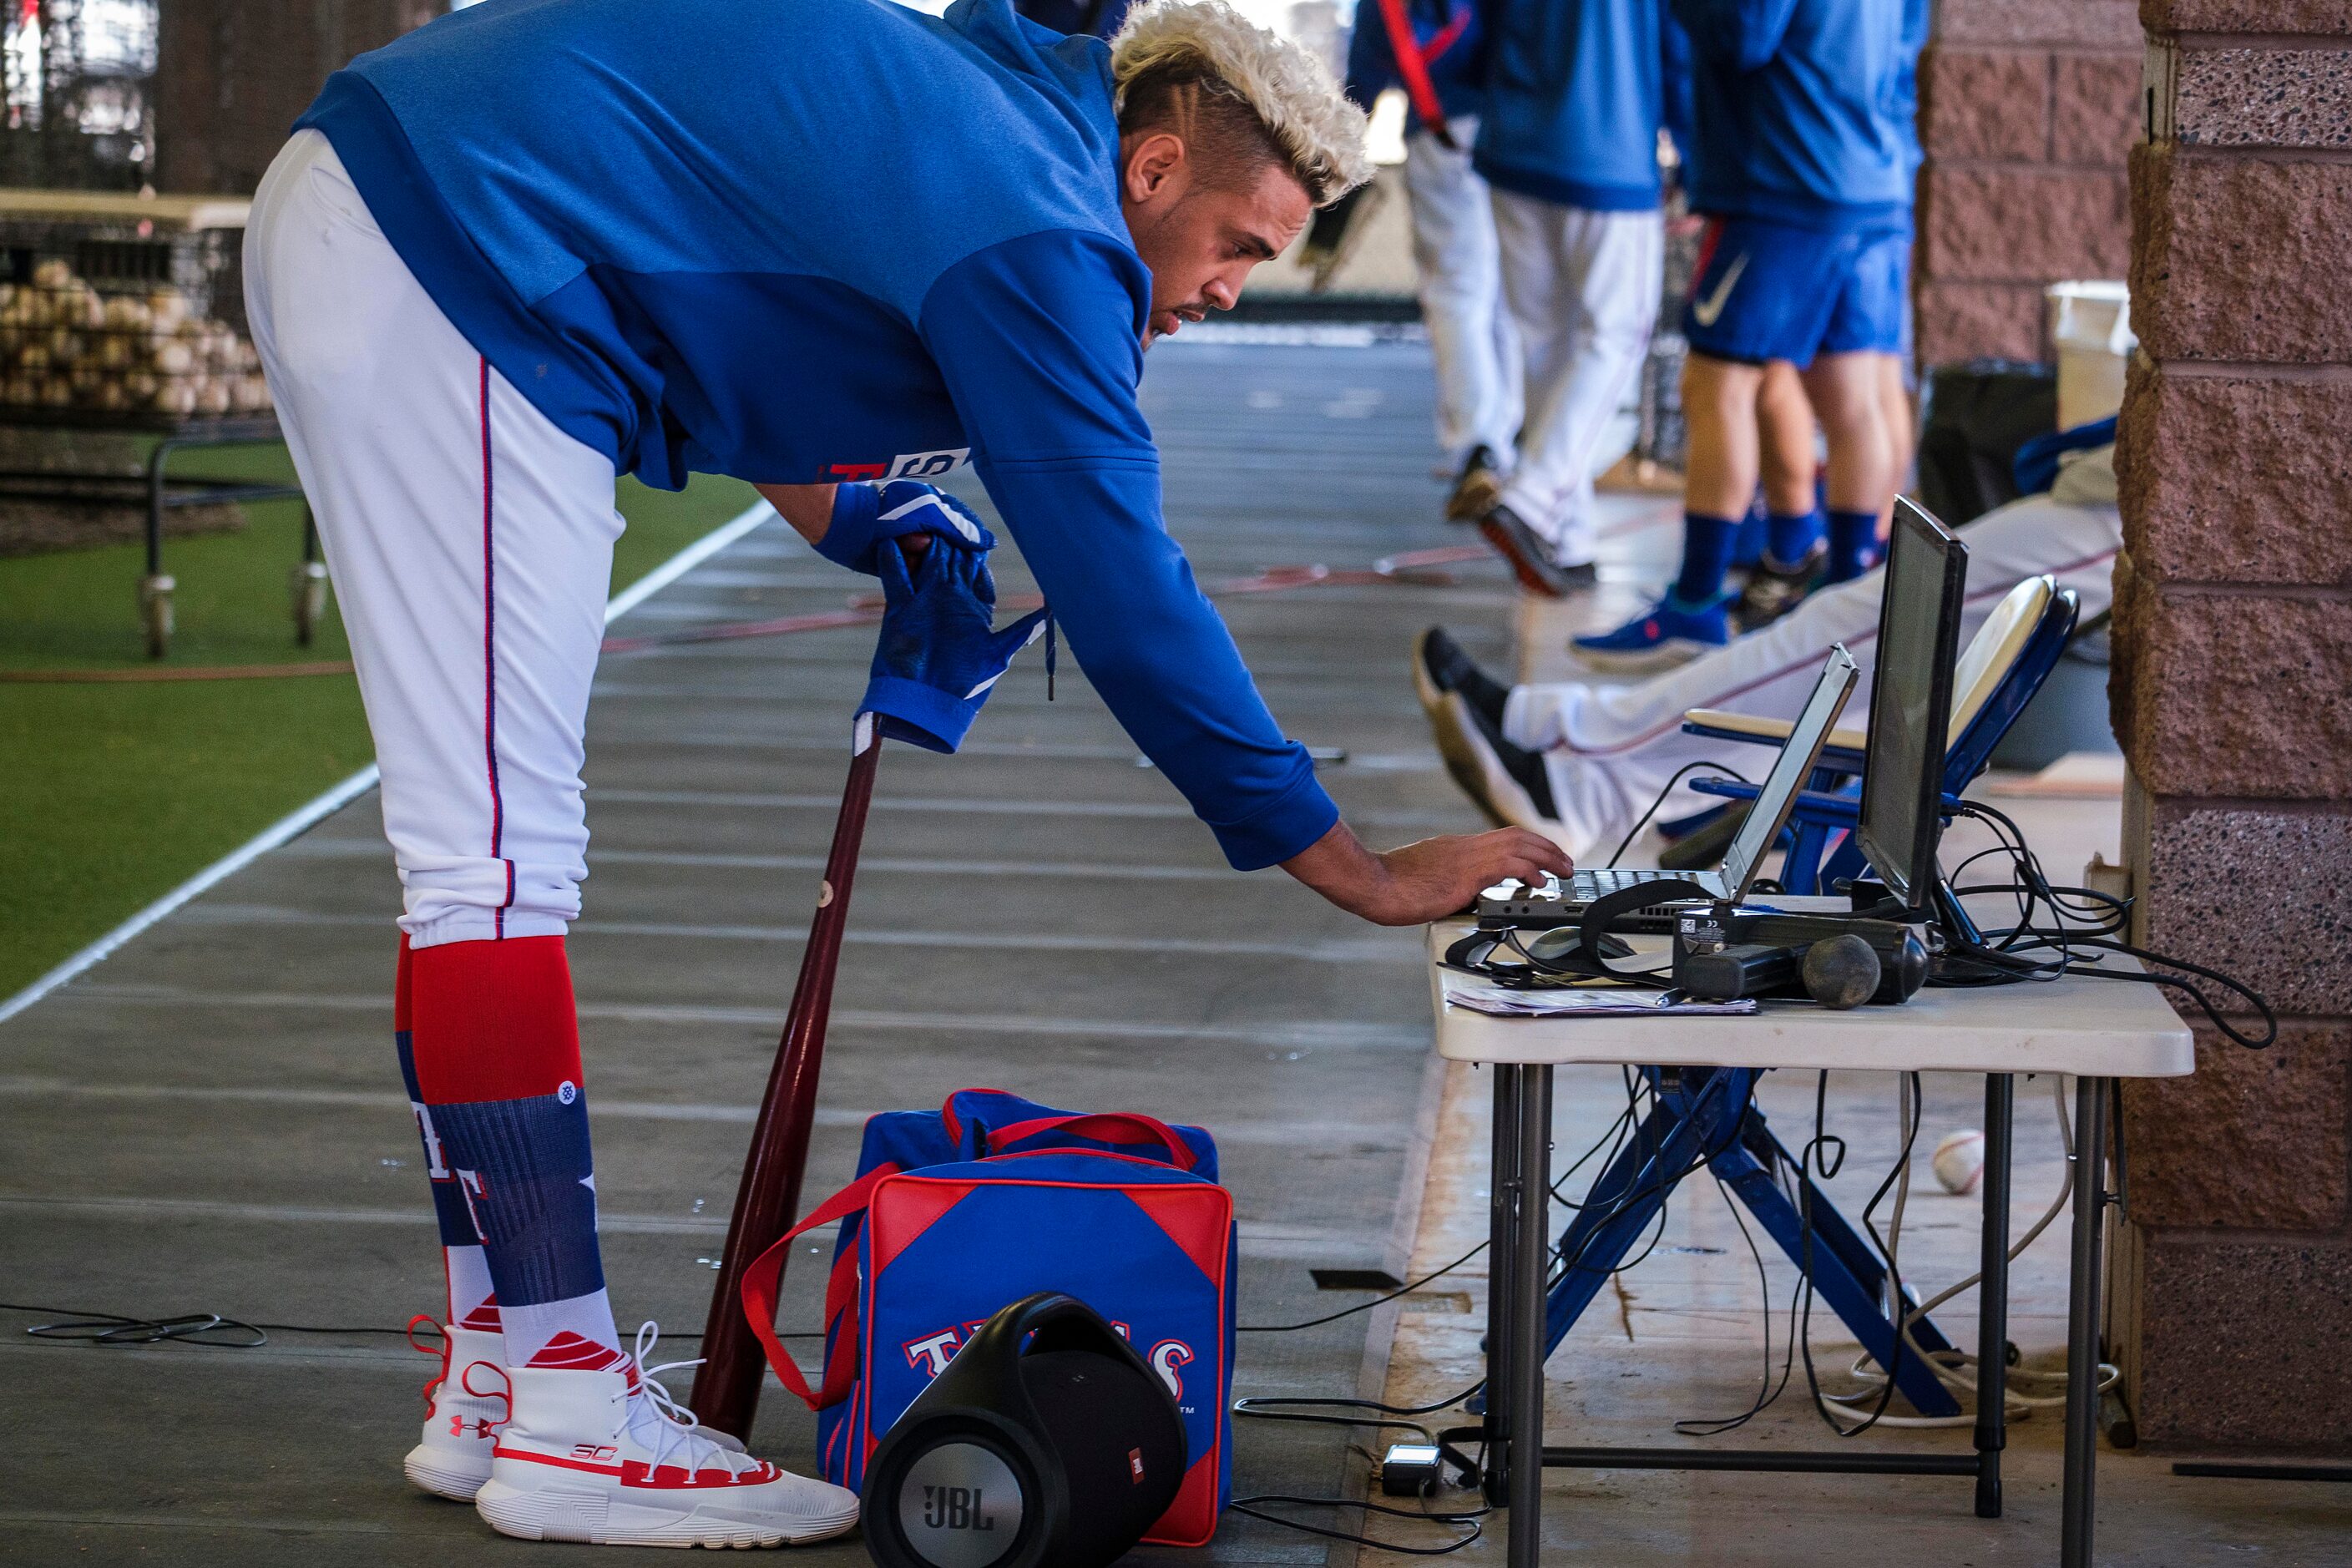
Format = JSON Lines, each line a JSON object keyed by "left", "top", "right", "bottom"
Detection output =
{"left": 154, "top": 1, "right": 440, "bottom": 196}
{"left": 1913, "top": 0, "right": 2145, "bottom": 364}
{"left": 2112, "top": 0, "right": 2352, "bottom": 1451}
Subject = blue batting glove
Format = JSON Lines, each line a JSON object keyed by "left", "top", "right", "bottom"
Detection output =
{"left": 860, "top": 538, "right": 1049, "bottom": 754}
{"left": 814, "top": 480, "right": 995, "bottom": 574}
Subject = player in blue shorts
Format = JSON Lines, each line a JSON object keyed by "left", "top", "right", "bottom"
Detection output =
{"left": 1576, "top": 0, "right": 1919, "bottom": 670}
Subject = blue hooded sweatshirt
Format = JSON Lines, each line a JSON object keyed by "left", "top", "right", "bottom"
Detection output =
{"left": 1668, "top": 0, "right": 1911, "bottom": 230}
{"left": 293, "top": 0, "right": 1338, "bottom": 871}
{"left": 1343, "top": 0, "right": 1487, "bottom": 125}
{"left": 1473, "top": 0, "right": 1664, "bottom": 213}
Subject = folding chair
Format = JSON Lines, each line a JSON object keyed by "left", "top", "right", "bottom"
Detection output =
{"left": 1678, "top": 575, "right": 2081, "bottom": 895}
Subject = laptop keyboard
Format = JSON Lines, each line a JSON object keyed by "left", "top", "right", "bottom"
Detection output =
{"left": 1570, "top": 867, "right": 1667, "bottom": 899}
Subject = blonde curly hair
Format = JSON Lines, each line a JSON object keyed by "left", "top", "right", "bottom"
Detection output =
{"left": 1110, "top": 0, "right": 1373, "bottom": 206}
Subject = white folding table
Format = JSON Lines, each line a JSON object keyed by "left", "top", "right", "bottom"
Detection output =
{"left": 1426, "top": 915, "right": 2193, "bottom": 1568}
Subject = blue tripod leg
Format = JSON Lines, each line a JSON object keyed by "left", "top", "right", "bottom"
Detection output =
{"left": 1540, "top": 1068, "right": 1748, "bottom": 1356}
{"left": 1737, "top": 1110, "right": 1960, "bottom": 1361}
{"left": 1712, "top": 1130, "right": 1964, "bottom": 1418}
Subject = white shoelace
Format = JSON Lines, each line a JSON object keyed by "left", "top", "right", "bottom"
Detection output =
{"left": 617, "top": 1323, "right": 761, "bottom": 1478}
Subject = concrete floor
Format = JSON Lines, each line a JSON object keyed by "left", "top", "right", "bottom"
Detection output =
{"left": 12, "top": 335, "right": 2342, "bottom": 1566}
{"left": 0, "top": 340, "right": 1505, "bottom": 1565}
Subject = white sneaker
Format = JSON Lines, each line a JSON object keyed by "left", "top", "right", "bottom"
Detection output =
{"left": 405, "top": 1323, "right": 513, "bottom": 1501}
{"left": 404, "top": 1321, "right": 746, "bottom": 1504}
{"left": 473, "top": 1325, "right": 859, "bottom": 1548}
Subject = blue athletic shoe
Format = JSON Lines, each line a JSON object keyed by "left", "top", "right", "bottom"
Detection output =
{"left": 1571, "top": 595, "right": 1731, "bottom": 674}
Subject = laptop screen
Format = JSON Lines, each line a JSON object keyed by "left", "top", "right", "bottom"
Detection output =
{"left": 1718, "top": 645, "right": 1859, "bottom": 898}
{"left": 1854, "top": 498, "right": 1969, "bottom": 908}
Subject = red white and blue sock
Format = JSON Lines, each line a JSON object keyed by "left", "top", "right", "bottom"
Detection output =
{"left": 397, "top": 939, "right": 500, "bottom": 1333}
{"left": 400, "top": 934, "right": 623, "bottom": 1374}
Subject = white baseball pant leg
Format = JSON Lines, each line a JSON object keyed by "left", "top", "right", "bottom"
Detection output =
{"left": 1504, "top": 480, "right": 2125, "bottom": 857}
{"left": 245, "top": 129, "right": 624, "bottom": 949}
{"left": 1402, "top": 118, "right": 1521, "bottom": 463}
{"left": 1491, "top": 191, "right": 1662, "bottom": 566}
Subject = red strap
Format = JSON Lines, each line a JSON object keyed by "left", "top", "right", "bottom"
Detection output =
{"left": 984, "top": 1112, "right": 1196, "bottom": 1171}
{"left": 1375, "top": 0, "right": 1449, "bottom": 135}
{"left": 737, "top": 1162, "right": 898, "bottom": 1409}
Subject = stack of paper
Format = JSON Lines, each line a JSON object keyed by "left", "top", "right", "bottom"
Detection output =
{"left": 1442, "top": 975, "right": 1759, "bottom": 1019}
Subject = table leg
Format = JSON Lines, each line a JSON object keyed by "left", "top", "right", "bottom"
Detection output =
{"left": 1507, "top": 1065, "right": 1552, "bottom": 1568}
{"left": 1484, "top": 1065, "right": 1520, "bottom": 1506}
{"left": 2062, "top": 1075, "right": 2111, "bottom": 1567}
{"left": 1974, "top": 1073, "right": 2014, "bottom": 1519}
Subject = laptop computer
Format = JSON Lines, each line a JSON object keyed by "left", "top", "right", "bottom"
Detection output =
{"left": 1476, "top": 644, "right": 1859, "bottom": 928}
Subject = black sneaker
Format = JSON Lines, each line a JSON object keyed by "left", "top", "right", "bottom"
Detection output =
{"left": 1411, "top": 627, "right": 1510, "bottom": 731}
{"left": 1424, "top": 680, "right": 1560, "bottom": 829}
{"left": 1734, "top": 541, "right": 1826, "bottom": 633}
{"left": 1444, "top": 444, "right": 1506, "bottom": 524}
{"left": 1476, "top": 503, "right": 1598, "bottom": 598}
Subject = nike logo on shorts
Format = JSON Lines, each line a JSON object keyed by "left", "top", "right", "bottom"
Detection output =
{"left": 1692, "top": 253, "right": 1750, "bottom": 328}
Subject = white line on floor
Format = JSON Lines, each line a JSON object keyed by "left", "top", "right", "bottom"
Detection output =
{"left": 0, "top": 499, "right": 777, "bottom": 1029}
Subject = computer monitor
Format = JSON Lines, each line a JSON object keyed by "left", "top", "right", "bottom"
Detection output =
{"left": 1854, "top": 498, "right": 1969, "bottom": 910}
{"left": 1717, "top": 645, "right": 1858, "bottom": 901}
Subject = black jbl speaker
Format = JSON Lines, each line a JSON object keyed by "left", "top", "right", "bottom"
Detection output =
{"left": 860, "top": 1292, "right": 1186, "bottom": 1568}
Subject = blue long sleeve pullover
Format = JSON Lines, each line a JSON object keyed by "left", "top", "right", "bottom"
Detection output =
{"left": 295, "top": 0, "right": 1338, "bottom": 870}
{"left": 1473, "top": 0, "right": 1664, "bottom": 213}
{"left": 1669, "top": 0, "right": 1911, "bottom": 229}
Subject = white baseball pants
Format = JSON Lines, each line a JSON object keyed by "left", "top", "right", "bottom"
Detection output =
{"left": 1505, "top": 467, "right": 2125, "bottom": 858}
{"left": 1401, "top": 119, "right": 1521, "bottom": 463}
{"left": 246, "top": 130, "right": 625, "bottom": 948}
{"left": 1490, "top": 191, "right": 1662, "bottom": 566}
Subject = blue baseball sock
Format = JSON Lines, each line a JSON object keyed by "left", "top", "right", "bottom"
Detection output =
{"left": 1825, "top": 509, "right": 1879, "bottom": 583}
{"left": 1731, "top": 498, "right": 1768, "bottom": 569}
{"left": 1767, "top": 506, "right": 1823, "bottom": 568}
{"left": 1673, "top": 513, "right": 1741, "bottom": 606}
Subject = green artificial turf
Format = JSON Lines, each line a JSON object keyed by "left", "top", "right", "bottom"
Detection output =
{"left": 0, "top": 458, "right": 759, "bottom": 999}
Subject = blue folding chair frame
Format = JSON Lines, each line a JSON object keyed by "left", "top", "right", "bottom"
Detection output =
{"left": 1525, "top": 1065, "right": 1964, "bottom": 1419}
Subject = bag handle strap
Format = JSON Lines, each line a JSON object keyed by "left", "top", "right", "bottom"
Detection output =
{"left": 983, "top": 1111, "right": 1197, "bottom": 1171}
{"left": 738, "top": 1161, "right": 898, "bottom": 1409}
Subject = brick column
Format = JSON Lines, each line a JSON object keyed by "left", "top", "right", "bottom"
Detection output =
{"left": 2110, "top": 2, "right": 2352, "bottom": 1449}
{"left": 1913, "top": 0, "right": 2143, "bottom": 365}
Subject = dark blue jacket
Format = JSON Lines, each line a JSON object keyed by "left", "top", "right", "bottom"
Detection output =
{"left": 1474, "top": 0, "right": 1664, "bottom": 213}
{"left": 1669, "top": 0, "right": 1912, "bottom": 229}
{"left": 295, "top": 0, "right": 1337, "bottom": 870}
{"left": 1343, "top": 0, "right": 1486, "bottom": 125}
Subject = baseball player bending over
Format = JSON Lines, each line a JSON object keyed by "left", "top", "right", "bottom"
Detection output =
{"left": 249, "top": 0, "right": 1568, "bottom": 1546}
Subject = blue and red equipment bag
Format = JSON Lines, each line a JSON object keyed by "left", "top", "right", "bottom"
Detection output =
{"left": 739, "top": 1088, "right": 1236, "bottom": 1547}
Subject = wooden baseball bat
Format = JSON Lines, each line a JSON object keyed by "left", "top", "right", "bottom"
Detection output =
{"left": 690, "top": 714, "right": 883, "bottom": 1439}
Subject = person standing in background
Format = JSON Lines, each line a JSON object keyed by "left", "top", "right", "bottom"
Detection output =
{"left": 1576, "top": 0, "right": 1914, "bottom": 670}
{"left": 1344, "top": 0, "right": 1523, "bottom": 524}
{"left": 1467, "top": 0, "right": 1667, "bottom": 598}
